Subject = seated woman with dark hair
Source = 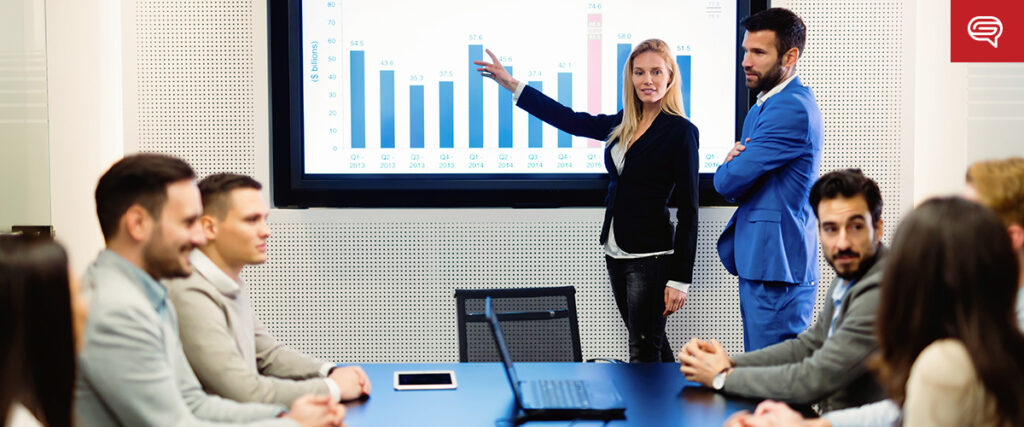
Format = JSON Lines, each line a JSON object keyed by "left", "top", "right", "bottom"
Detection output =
{"left": 726, "top": 197, "right": 1024, "bottom": 427}
{"left": 1, "top": 236, "right": 87, "bottom": 427}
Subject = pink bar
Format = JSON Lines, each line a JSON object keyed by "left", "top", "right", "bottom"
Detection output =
{"left": 587, "top": 13, "right": 602, "bottom": 147}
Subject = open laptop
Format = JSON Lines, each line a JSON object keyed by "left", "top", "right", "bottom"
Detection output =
{"left": 484, "top": 297, "right": 626, "bottom": 420}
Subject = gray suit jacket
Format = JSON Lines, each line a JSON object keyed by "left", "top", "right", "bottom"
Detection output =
{"left": 74, "top": 250, "right": 296, "bottom": 426}
{"left": 723, "top": 246, "right": 888, "bottom": 413}
{"left": 165, "top": 250, "right": 331, "bottom": 406}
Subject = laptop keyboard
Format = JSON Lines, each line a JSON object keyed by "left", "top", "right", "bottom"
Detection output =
{"left": 532, "top": 380, "right": 590, "bottom": 408}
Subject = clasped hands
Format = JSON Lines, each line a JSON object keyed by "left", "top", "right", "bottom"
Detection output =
{"left": 283, "top": 366, "right": 371, "bottom": 427}
{"left": 329, "top": 365, "right": 372, "bottom": 400}
{"left": 724, "top": 400, "right": 825, "bottom": 427}
{"left": 285, "top": 394, "right": 347, "bottom": 427}
{"left": 677, "top": 338, "right": 734, "bottom": 387}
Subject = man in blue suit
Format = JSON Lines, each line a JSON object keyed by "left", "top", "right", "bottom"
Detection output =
{"left": 715, "top": 8, "right": 823, "bottom": 351}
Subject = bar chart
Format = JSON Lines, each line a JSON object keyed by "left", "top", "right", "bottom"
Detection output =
{"left": 302, "top": 0, "right": 736, "bottom": 175}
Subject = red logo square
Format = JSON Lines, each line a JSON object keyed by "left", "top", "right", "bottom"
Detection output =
{"left": 951, "top": 0, "right": 1024, "bottom": 62}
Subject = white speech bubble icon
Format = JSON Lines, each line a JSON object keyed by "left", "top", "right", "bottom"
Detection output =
{"left": 968, "top": 16, "right": 1003, "bottom": 48}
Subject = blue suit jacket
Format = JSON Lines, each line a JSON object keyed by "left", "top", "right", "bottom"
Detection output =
{"left": 714, "top": 77, "right": 823, "bottom": 284}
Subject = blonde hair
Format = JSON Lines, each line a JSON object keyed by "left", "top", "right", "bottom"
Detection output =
{"left": 966, "top": 157, "right": 1024, "bottom": 228}
{"left": 607, "top": 39, "right": 686, "bottom": 148}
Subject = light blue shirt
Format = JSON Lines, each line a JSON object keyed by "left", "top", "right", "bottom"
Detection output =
{"left": 112, "top": 251, "right": 169, "bottom": 319}
{"left": 828, "top": 279, "right": 854, "bottom": 338}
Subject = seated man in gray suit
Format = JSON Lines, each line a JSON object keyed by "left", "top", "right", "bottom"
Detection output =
{"left": 76, "top": 153, "right": 344, "bottom": 426}
{"left": 679, "top": 169, "right": 886, "bottom": 413}
{"left": 165, "top": 173, "right": 371, "bottom": 405}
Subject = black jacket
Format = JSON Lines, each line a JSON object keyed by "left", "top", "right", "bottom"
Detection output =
{"left": 516, "top": 85, "right": 699, "bottom": 282}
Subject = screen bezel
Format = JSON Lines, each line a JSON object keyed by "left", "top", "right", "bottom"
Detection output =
{"left": 269, "top": 0, "right": 764, "bottom": 208}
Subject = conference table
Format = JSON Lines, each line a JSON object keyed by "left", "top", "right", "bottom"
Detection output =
{"left": 342, "top": 362, "right": 760, "bottom": 426}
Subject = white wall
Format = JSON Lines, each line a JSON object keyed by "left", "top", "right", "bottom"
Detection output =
{"left": 912, "top": 1, "right": 1024, "bottom": 205}
{"left": 912, "top": 0, "right": 969, "bottom": 204}
{"left": 965, "top": 63, "right": 1024, "bottom": 162}
{"left": 46, "top": 0, "right": 124, "bottom": 274}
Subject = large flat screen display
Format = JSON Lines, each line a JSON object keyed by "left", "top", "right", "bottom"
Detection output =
{"left": 270, "top": 0, "right": 758, "bottom": 207}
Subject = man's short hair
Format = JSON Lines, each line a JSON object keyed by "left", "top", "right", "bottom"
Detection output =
{"left": 198, "top": 173, "right": 263, "bottom": 220}
{"left": 809, "top": 169, "right": 883, "bottom": 224}
{"left": 742, "top": 7, "right": 807, "bottom": 57}
{"left": 966, "top": 157, "right": 1024, "bottom": 228}
{"left": 95, "top": 153, "right": 196, "bottom": 242}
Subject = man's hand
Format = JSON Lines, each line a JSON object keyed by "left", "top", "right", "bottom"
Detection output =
{"left": 723, "top": 400, "right": 831, "bottom": 427}
{"left": 678, "top": 338, "right": 733, "bottom": 387}
{"left": 329, "top": 366, "right": 372, "bottom": 401}
{"left": 663, "top": 287, "right": 687, "bottom": 316}
{"left": 723, "top": 410, "right": 757, "bottom": 427}
{"left": 724, "top": 138, "right": 751, "bottom": 162}
{"left": 286, "top": 394, "right": 346, "bottom": 427}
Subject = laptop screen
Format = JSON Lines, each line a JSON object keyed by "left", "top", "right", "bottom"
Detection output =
{"left": 484, "top": 297, "right": 525, "bottom": 408}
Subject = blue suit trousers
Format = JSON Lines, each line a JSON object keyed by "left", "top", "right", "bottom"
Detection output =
{"left": 738, "top": 277, "right": 817, "bottom": 351}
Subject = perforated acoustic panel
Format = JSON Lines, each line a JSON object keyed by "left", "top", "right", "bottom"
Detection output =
{"left": 123, "top": 0, "right": 263, "bottom": 178}
{"left": 125, "top": 0, "right": 912, "bottom": 362}
{"left": 241, "top": 208, "right": 740, "bottom": 362}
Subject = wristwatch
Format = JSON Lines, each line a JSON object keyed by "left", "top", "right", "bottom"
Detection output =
{"left": 712, "top": 367, "right": 731, "bottom": 390}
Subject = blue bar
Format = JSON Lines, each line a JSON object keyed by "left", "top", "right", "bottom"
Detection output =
{"left": 469, "top": 44, "right": 483, "bottom": 148}
{"left": 676, "top": 55, "right": 691, "bottom": 117}
{"left": 350, "top": 50, "right": 365, "bottom": 148}
{"left": 617, "top": 43, "right": 631, "bottom": 111}
{"left": 528, "top": 81, "right": 542, "bottom": 148}
{"left": 499, "top": 66, "right": 513, "bottom": 148}
{"left": 557, "top": 72, "right": 572, "bottom": 148}
{"left": 439, "top": 81, "right": 454, "bottom": 148}
{"left": 379, "top": 70, "right": 395, "bottom": 148}
{"left": 410, "top": 85, "right": 424, "bottom": 149}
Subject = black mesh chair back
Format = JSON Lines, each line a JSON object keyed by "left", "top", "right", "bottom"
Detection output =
{"left": 454, "top": 286, "right": 583, "bottom": 363}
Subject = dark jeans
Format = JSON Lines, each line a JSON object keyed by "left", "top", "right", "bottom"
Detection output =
{"left": 606, "top": 255, "right": 674, "bottom": 362}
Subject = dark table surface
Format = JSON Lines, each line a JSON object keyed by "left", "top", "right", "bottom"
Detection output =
{"left": 342, "top": 362, "right": 759, "bottom": 426}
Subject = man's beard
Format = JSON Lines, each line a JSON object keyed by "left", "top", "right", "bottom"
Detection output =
{"left": 828, "top": 246, "right": 879, "bottom": 280}
{"left": 142, "top": 228, "right": 193, "bottom": 280}
{"left": 748, "top": 60, "right": 785, "bottom": 94}
{"left": 830, "top": 261, "right": 862, "bottom": 280}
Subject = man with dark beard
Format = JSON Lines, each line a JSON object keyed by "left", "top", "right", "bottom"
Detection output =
{"left": 680, "top": 170, "right": 887, "bottom": 413}
{"left": 714, "top": 7, "right": 825, "bottom": 351}
{"left": 75, "top": 154, "right": 344, "bottom": 426}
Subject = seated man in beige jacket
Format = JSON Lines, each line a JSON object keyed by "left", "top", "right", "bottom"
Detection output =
{"left": 165, "top": 173, "right": 371, "bottom": 406}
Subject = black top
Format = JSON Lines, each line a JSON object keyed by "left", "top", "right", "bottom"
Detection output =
{"left": 516, "top": 85, "right": 699, "bottom": 283}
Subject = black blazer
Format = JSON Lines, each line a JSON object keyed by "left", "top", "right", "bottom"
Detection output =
{"left": 516, "top": 85, "right": 699, "bottom": 283}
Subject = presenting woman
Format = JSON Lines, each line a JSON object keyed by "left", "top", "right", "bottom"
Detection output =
{"left": 476, "top": 39, "right": 699, "bottom": 362}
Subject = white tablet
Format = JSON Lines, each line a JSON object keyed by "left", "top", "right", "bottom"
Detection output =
{"left": 393, "top": 370, "right": 457, "bottom": 390}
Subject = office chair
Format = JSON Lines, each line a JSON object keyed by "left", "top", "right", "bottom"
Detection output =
{"left": 454, "top": 286, "right": 584, "bottom": 363}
